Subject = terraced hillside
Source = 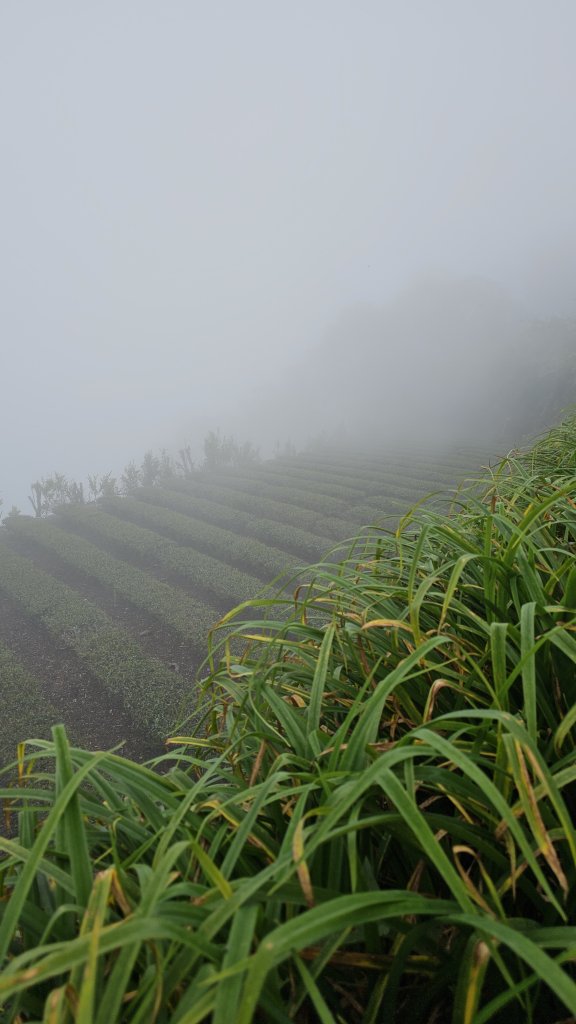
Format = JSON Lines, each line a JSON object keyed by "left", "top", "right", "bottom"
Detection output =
{"left": 0, "top": 442, "right": 496, "bottom": 763}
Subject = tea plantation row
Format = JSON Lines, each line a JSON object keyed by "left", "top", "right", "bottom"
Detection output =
{"left": 0, "top": 443, "right": 495, "bottom": 762}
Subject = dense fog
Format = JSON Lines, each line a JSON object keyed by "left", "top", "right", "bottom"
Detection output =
{"left": 2, "top": 2, "right": 576, "bottom": 509}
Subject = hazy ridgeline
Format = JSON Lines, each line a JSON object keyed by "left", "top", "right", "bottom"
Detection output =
{"left": 3, "top": 276, "right": 575, "bottom": 517}
{"left": 239, "top": 277, "right": 576, "bottom": 453}
{"left": 3, "top": 3, "right": 576, "bottom": 510}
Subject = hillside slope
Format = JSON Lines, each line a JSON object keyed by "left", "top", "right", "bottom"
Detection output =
{"left": 1, "top": 418, "right": 575, "bottom": 1021}
{"left": 0, "top": 442, "right": 491, "bottom": 764}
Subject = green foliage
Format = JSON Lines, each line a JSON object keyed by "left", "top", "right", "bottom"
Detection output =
{"left": 139, "top": 451, "right": 161, "bottom": 488}
{"left": 205, "top": 468, "right": 354, "bottom": 515}
{"left": 0, "top": 645, "right": 59, "bottom": 764}
{"left": 173, "top": 474, "right": 360, "bottom": 539}
{"left": 57, "top": 504, "right": 266, "bottom": 608}
{"left": 135, "top": 485, "right": 333, "bottom": 561}
{"left": 4, "top": 515, "right": 218, "bottom": 650}
{"left": 176, "top": 443, "right": 195, "bottom": 477}
{"left": 203, "top": 430, "right": 260, "bottom": 470}
{"left": 0, "top": 545, "right": 187, "bottom": 734}
{"left": 120, "top": 461, "right": 141, "bottom": 496}
{"left": 106, "top": 496, "right": 299, "bottom": 580}
{"left": 87, "top": 472, "right": 119, "bottom": 502}
{"left": 1, "top": 418, "right": 576, "bottom": 1021}
{"left": 28, "top": 474, "right": 85, "bottom": 517}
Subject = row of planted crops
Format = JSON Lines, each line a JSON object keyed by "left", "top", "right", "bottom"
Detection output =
{"left": 1, "top": 420, "right": 575, "bottom": 1021}
{"left": 0, "top": 442, "right": 492, "bottom": 763}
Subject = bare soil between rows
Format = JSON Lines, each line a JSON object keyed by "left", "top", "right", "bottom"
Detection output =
{"left": 5, "top": 532, "right": 207, "bottom": 681}
{"left": 0, "top": 590, "right": 165, "bottom": 764}
{"left": 55, "top": 514, "right": 240, "bottom": 617}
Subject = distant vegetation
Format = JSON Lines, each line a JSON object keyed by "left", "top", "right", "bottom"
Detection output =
{"left": 1, "top": 418, "right": 575, "bottom": 1021}
{"left": 13, "top": 430, "right": 262, "bottom": 518}
{"left": 0, "top": 437, "right": 491, "bottom": 763}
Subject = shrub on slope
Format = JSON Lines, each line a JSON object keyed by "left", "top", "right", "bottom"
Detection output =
{"left": 1, "top": 420, "right": 576, "bottom": 1022}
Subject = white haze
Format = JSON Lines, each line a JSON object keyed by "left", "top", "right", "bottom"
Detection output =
{"left": 2, "top": 2, "right": 576, "bottom": 508}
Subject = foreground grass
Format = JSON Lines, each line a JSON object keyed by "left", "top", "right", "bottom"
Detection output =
{"left": 1, "top": 419, "right": 576, "bottom": 1022}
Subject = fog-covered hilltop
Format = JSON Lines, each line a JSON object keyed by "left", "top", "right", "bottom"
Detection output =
{"left": 239, "top": 277, "right": 576, "bottom": 451}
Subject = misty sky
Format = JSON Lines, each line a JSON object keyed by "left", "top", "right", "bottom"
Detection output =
{"left": 2, "top": 2, "right": 576, "bottom": 508}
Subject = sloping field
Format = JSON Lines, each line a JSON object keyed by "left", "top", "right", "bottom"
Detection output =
{"left": 0, "top": 443, "right": 496, "bottom": 764}
{"left": 1, "top": 420, "right": 575, "bottom": 1022}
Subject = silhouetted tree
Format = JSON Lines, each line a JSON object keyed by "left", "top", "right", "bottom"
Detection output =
{"left": 121, "top": 462, "right": 141, "bottom": 495}
{"left": 29, "top": 481, "right": 46, "bottom": 517}
{"left": 28, "top": 474, "right": 84, "bottom": 516}
{"left": 88, "top": 473, "right": 119, "bottom": 501}
{"left": 140, "top": 451, "right": 161, "bottom": 487}
{"left": 100, "top": 473, "right": 119, "bottom": 498}
{"left": 177, "top": 445, "right": 195, "bottom": 477}
{"left": 202, "top": 431, "right": 260, "bottom": 470}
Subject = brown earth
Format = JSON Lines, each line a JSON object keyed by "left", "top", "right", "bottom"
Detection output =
{"left": 0, "top": 590, "right": 165, "bottom": 763}
{"left": 5, "top": 531, "right": 205, "bottom": 680}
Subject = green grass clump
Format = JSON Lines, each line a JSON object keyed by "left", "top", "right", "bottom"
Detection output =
{"left": 1, "top": 419, "right": 576, "bottom": 1022}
